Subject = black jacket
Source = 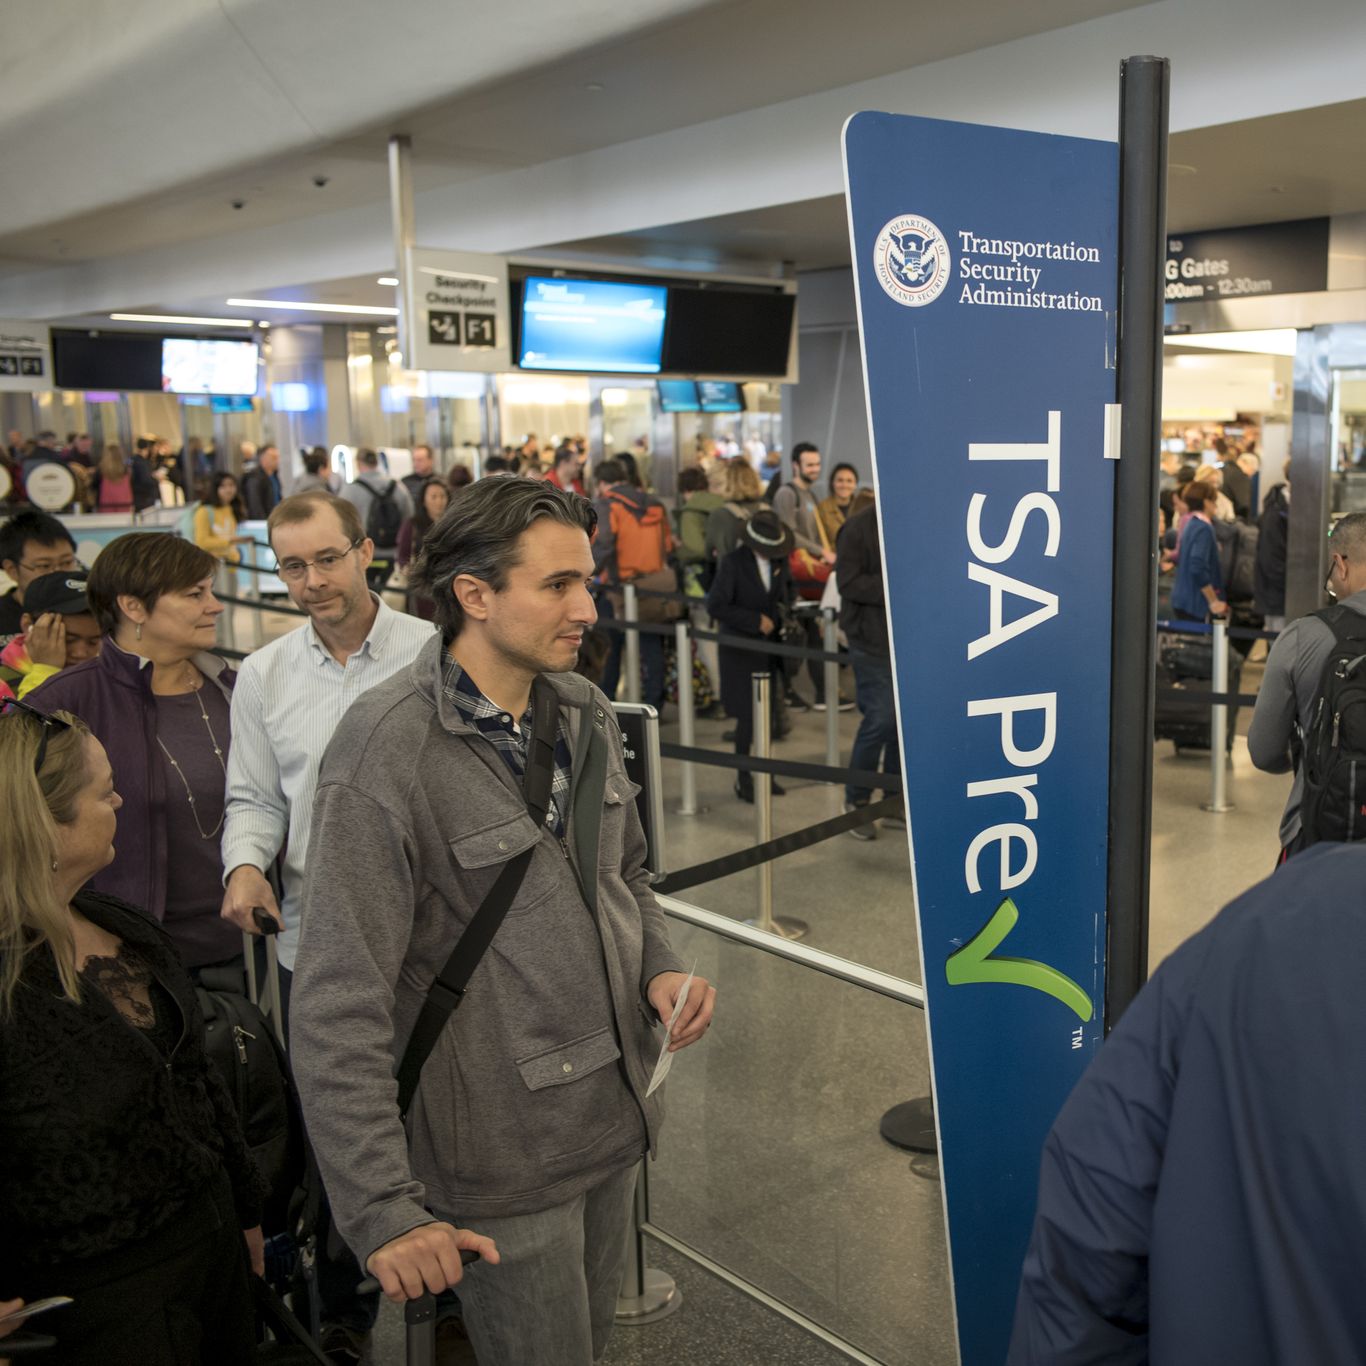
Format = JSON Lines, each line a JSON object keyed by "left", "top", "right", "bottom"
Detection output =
{"left": 240, "top": 466, "right": 280, "bottom": 521}
{"left": 835, "top": 504, "right": 888, "bottom": 657}
{"left": 0, "top": 891, "right": 264, "bottom": 1277}
{"left": 706, "top": 546, "right": 792, "bottom": 720}
{"left": 1255, "top": 483, "right": 1289, "bottom": 617}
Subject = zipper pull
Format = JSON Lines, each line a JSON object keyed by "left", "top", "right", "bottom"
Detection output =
{"left": 1333, "top": 712, "right": 1341, "bottom": 747}
{"left": 233, "top": 1024, "right": 255, "bottom": 1064}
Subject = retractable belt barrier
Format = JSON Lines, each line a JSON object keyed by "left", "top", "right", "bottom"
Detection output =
{"left": 216, "top": 591, "right": 310, "bottom": 617}
{"left": 653, "top": 797, "right": 900, "bottom": 895}
{"left": 597, "top": 614, "right": 847, "bottom": 665}
{"left": 658, "top": 741, "right": 903, "bottom": 794}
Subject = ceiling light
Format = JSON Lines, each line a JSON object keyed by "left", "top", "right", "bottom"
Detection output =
{"left": 258, "top": 321, "right": 271, "bottom": 328}
{"left": 377, "top": 276, "right": 399, "bottom": 287}
{"left": 227, "top": 297, "right": 399, "bottom": 317}
{"left": 1163, "top": 328, "right": 1298, "bottom": 358}
{"left": 111, "top": 312, "right": 255, "bottom": 328}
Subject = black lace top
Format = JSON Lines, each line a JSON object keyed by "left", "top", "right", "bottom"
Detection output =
{"left": 0, "top": 891, "right": 266, "bottom": 1275}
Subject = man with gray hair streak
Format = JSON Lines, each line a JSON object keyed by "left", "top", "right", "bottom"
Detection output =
{"left": 290, "top": 476, "right": 715, "bottom": 1365}
{"left": 1248, "top": 511, "right": 1366, "bottom": 859}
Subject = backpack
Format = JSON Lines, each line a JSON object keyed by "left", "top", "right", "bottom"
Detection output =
{"left": 365, "top": 480, "right": 404, "bottom": 547}
{"left": 1212, "top": 518, "right": 1258, "bottom": 605}
{"left": 197, "top": 982, "right": 304, "bottom": 1234}
{"left": 606, "top": 490, "right": 673, "bottom": 581}
{"left": 1298, "top": 604, "right": 1366, "bottom": 846}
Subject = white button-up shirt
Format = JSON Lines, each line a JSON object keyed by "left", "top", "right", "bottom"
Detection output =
{"left": 222, "top": 596, "right": 435, "bottom": 969}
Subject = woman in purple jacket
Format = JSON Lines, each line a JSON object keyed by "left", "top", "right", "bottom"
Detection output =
{"left": 30, "top": 533, "right": 239, "bottom": 974}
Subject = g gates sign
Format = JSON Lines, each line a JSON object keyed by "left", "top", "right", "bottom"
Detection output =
{"left": 844, "top": 110, "right": 1118, "bottom": 1365}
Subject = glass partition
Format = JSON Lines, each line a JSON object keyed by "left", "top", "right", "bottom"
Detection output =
{"left": 646, "top": 914, "right": 953, "bottom": 1366}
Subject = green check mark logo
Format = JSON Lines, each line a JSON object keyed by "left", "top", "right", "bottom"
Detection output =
{"left": 944, "top": 896, "right": 1094, "bottom": 1022}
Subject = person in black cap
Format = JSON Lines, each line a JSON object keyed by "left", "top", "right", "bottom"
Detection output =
{"left": 706, "top": 509, "right": 796, "bottom": 803}
{"left": 0, "top": 570, "right": 101, "bottom": 700}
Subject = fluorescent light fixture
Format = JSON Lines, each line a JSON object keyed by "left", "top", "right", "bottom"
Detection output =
{"left": 111, "top": 312, "right": 254, "bottom": 328}
{"left": 377, "top": 276, "right": 399, "bottom": 287}
{"left": 1163, "top": 328, "right": 1298, "bottom": 357}
{"left": 227, "top": 297, "right": 399, "bottom": 317}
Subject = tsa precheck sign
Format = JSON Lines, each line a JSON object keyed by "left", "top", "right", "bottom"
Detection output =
{"left": 843, "top": 111, "right": 1118, "bottom": 1366}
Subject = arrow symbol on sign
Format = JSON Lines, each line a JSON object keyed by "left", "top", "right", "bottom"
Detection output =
{"left": 944, "top": 897, "right": 1094, "bottom": 1022}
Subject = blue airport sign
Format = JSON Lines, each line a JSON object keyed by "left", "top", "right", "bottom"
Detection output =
{"left": 843, "top": 111, "right": 1118, "bottom": 1365}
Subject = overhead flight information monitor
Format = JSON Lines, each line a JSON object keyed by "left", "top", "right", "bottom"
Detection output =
{"left": 162, "top": 338, "right": 259, "bottom": 395}
{"left": 697, "top": 380, "right": 744, "bottom": 412}
{"left": 656, "top": 379, "right": 701, "bottom": 411}
{"left": 518, "top": 276, "right": 668, "bottom": 373}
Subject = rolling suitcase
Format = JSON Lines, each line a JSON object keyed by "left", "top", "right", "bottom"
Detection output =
{"left": 1154, "top": 633, "right": 1242, "bottom": 753}
{"left": 357, "top": 1254, "right": 479, "bottom": 1366}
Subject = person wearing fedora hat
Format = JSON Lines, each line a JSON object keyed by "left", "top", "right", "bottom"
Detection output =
{"left": 0, "top": 570, "right": 101, "bottom": 701}
{"left": 706, "top": 509, "right": 796, "bottom": 803}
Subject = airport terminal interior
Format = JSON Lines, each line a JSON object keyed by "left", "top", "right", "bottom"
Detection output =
{"left": 3, "top": 0, "right": 1366, "bottom": 1362}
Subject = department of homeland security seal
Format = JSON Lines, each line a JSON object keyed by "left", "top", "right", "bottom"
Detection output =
{"left": 873, "top": 214, "right": 950, "bottom": 307}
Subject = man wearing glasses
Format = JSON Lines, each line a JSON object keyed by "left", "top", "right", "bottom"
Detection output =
{"left": 0, "top": 511, "right": 80, "bottom": 647}
{"left": 220, "top": 490, "right": 432, "bottom": 1360}
{"left": 1248, "top": 511, "right": 1366, "bottom": 861}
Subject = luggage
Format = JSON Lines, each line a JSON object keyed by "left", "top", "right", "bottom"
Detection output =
{"left": 197, "top": 917, "right": 302, "bottom": 1234}
{"left": 1297, "top": 604, "right": 1366, "bottom": 845}
{"left": 357, "top": 1262, "right": 477, "bottom": 1366}
{"left": 1154, "top": 633, "right": 1243, "bottom": 753}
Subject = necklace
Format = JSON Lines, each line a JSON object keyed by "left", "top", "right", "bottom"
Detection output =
{"left": 155, "top": 681, "right": 227, "bottom": 840}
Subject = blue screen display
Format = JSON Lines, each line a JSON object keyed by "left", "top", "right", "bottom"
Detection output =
{"left": 519, "top": 277, "right": 668, "bottom": 373}
{"left": 697, "top": 380, "right": 743, "bottom": 412}
{"left": 656, "top": 379, "right": 700, "bottom": 412}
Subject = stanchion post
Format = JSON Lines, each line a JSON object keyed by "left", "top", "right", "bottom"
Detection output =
{"left": 245, "top": 541, "right": 265, "bottom": 650}
{"left": 614, "top": 1162, "right": 681, "bottom": 1325}
{"left": 675, "top": 617, "right": 697, "bottom": 815}
{"left": 216, "top": 561, "right": 238, "bottom": 653}
{"left": 1202, "top": 617, "right": 1234, "bottom": 813}
{"left": 623, "top": 584, "right": 642, "bottom": 704}
{"left": 745, "top": 671, "right": 809, "bottom": 942}
{"left": 823, "top": 607, "right": 840, "bottom": 770}
{"left": 753, "top": 672, "right": 775, "bottom": 934}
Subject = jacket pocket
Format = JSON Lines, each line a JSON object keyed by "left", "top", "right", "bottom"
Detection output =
{"left": 513, "top": 1026, "right": 629, "bottom": 1165}
{"left": 515, "top": 1025, "right": 621, "bottom": 1090}
{"left": 598, "top": 775, "right": 642, "bottom": 868}
{"left": 448, "top": 811, "right": 542, "bottom": 869}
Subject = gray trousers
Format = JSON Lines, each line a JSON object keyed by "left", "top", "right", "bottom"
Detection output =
{"left": 438, "top": 1164, "right": 637, "bottom": 1365}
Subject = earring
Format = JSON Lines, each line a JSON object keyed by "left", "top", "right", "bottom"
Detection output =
{"left": 135, "top": 622, "right": 143, "bottom": 641}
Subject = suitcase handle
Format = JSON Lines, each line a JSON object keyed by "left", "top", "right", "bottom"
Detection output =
{"left": 252, "top": 906, "right": 282, "bottom": 935}
{"left": 356, "top": 1247, "right": 480, "bottom": 1297}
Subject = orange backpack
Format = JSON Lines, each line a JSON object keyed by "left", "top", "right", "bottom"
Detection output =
{"left": 606, "top": 491, "right": 673, "bottom": 580}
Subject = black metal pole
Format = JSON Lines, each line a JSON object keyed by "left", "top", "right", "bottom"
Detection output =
{"left": 1106, "top": 56, "right": 1169, "bottom": 1030}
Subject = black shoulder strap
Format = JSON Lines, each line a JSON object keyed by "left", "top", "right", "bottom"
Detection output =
{"left": 1316, "top": 602, "right": 1366, "bottom": 647}
{"left": 395, "top": 675, "right": 560, "bottom": 1121}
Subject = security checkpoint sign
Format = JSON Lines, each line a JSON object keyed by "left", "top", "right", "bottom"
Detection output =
{"left": 401, "top": 246, "right": 511, "bottom": 374}
{"left": 0, "top": 319, "right": 52, "bottom": 391}
{"left": 844, "top": 111, "right": 1117, "bottom": 1365}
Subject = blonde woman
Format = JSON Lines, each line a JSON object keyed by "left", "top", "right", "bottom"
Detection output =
{"left": 0, "top": 701, "right": 263, "bottom": 1363}
{"left": 89, "top": 442, "right": 134, "bottom": 513}
{"left": 1194, "top": 462, "right": 1236, "bottom": 522}
{"left": 704, "top": 459, "right": 769, "bottom": 563}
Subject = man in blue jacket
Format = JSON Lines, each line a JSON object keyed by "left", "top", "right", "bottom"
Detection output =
{"left": 1010, "top": 843, "right": 1366, "bottom": 1365}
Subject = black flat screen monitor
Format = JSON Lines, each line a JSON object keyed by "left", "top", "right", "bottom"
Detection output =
{"left": 663, "top": 289, "right": 794, "bottom": 376}
{"left": 52, "top": 330, "right": 163, "bottom": 392}
{"left": 656, "top": 379, "right": 701, "bottom": 412}
{"left": 698, "top": 381, "right": 744, "bottom": 413}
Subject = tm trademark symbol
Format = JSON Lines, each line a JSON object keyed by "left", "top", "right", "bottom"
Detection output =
{"left": 1070, "top": 1026, "right": 1084, "bottom": 1051}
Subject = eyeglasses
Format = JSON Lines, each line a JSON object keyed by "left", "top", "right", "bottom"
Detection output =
{"left": 0, "top": 698, "right": 73, "bottom": 773}
{"left": 18, "top": 553, "right": 79, "bottom": 575}
{"left": 275, "top": 542, "right": 361, "bottom": 583}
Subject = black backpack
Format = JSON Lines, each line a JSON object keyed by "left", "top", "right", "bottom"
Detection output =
{"left": 365, "top": 479, "right": 404, "bottom": 547}
{"left": 197, "top": 982, "right": 304, "bottom": 1234}
{"left": 1298, "top": 605, "right": 1366, "bottom": 846}
{"left": 1213, "top": 518, "right": 1258, "bottom": 605}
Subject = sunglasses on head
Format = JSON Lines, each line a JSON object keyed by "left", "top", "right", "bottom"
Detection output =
{"left": 0, "top": 698, "right": 73, "bottom": 774}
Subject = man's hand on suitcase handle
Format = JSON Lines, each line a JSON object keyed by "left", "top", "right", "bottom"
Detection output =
{"left": 361, "top": 1223, "right": 498, "bottom": 1302}
{"left": 220, "top": 864, "right": 282, "bottom": 934}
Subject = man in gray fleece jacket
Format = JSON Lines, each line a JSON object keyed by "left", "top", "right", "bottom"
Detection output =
{"left": 290, "top": 477, "right": 715, "bottom": 1366}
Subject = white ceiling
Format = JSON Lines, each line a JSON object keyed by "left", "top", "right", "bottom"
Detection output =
{"left": 4, "top": 0, "right": 1366, "bottom": 321}
{"left": 0, "top": 0, "right": 1146, "bottom": 276}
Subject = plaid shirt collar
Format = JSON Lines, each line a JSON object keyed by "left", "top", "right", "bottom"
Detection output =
{"left": 442, "top": 655, "right": 573, "bottom": 838}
